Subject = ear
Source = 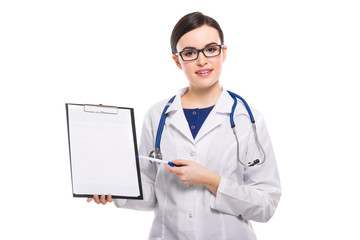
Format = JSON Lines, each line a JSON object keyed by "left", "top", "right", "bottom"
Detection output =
{"left": 221, "top": 45, "right": 227, "bottom": 62}
{"left": 172, "top": 54, "right": 182, "bottom": 70}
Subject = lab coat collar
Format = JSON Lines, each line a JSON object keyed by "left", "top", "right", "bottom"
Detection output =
{"left": 164, "top": 87, "right": 188, "bottom": 115}
{"left": 164, "top": 87, "right": 194, "bottom": 143}
{"left": 195, "top": 87, "right": 233, "bottom": 142}
{"left": 213, "top": 86, "right": 234, "bottom": 114}
{"left": 164, "top": 86, "right": 235, "bottom": 144}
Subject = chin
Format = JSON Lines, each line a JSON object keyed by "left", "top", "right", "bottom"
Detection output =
{"left": 191, "top": 78, "right": 219, "bottom": 89}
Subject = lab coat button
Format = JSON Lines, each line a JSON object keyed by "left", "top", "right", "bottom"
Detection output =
{"left": 190, "top": 152, "right": 195, "bottom": 157}
{"left": 189, "top": 213, "right": 193, "bottom": 218}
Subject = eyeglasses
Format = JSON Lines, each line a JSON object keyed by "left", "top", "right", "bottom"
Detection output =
{"left": 177, "top": 44, "right": 223, "bottom": 61}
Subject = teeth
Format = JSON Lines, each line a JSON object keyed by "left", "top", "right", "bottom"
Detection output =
{"left": 197, "top": 70, "right": 210, "bottom": 74}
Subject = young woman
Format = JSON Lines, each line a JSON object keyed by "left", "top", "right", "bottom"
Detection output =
{"left": 88, "top": 12, "right": 281, "bottom": 240}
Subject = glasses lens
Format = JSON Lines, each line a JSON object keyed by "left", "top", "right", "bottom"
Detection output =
{"left": 204, "top": 45, "right": 221, "bottom": 57}
{"left": 181, "top": 50, "right": 198, "bottom": 61}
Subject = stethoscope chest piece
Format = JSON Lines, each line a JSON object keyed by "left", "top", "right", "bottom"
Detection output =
{"left": 148, "top": 148, "right": 162, "bottom": 164}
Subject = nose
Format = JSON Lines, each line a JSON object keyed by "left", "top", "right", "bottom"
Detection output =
{"left": 196, "top": 50, "right": 208, "bottom": 66}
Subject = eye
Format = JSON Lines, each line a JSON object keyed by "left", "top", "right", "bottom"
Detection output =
{"left": 183, "top": 50, "right": 196, "bottom": 57}
{"left": 205, "top": 46, "right": 219, "bottom": 53}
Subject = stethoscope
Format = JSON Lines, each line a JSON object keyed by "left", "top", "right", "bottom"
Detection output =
{"left": 149, "top": 90, "right": 266, "bottom": 167}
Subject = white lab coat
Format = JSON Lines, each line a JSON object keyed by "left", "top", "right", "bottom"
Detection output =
{"left": 115, "top": 87, "right": 281, "bottom": 240}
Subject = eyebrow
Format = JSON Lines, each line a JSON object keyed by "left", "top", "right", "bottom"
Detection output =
{"left": 181, "top": 42, "right": 219, "bottom": 51}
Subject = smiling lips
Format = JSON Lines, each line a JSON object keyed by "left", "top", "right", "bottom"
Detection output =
{"left": 195, "top": 68, "right": 213, "bottom": 77}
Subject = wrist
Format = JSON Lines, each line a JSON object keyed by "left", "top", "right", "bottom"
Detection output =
{"left": 203, "top": 170, "right": 221, "bottom": 195}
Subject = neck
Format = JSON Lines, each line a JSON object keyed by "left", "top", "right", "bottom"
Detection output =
{"left": 181, "top": 81, "right": 222, "bottom": 108}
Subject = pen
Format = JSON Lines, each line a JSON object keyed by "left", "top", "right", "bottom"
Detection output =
{"left": 137, "top": 155, "right": 181, "bottom": 167}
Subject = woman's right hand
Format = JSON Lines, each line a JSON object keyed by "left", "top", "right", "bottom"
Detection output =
{"left": 87, "top": 194, "right": 113, "bottom": 205}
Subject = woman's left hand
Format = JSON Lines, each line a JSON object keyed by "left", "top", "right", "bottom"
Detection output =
{"left": 164, "top": 159, "right": 221, "bottom": 195}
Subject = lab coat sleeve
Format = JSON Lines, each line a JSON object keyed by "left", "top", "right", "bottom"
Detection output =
{"left": 114, "top": 110, "right": 157, "bottom": 211}
{"left": 210, "top": 113, "right": 281, "bottom": 222}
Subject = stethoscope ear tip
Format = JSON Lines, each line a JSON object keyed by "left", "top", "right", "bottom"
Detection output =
{"left": 248, "top": 159, "right": 260, "bottom": 167}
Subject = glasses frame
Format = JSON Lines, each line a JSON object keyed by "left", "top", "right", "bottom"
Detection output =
{"left": 176, "top": 44, "right": 223, "bottom": 61}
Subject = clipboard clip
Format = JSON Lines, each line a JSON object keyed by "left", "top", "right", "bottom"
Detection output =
{"left": 84, "top": 104, "right": 118, "bottom": 115}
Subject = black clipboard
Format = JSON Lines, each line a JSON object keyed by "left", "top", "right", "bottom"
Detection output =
{"left": 66, "top": 103, "right": 143, "bottom": 200}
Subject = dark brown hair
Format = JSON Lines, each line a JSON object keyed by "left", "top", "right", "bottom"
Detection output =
{"left": 170, "top": 12, "right": 224, "bottom": 54}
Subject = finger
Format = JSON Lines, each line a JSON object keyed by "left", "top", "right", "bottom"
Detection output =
{"left": 171, "top": 159, "right": 189, "bottom": 166}
{"left": 94, "top": 194, "right": 100, "bottom": 204}
{"left": 165, "top": 163, "right": 184, "bottom": 175}
{"left": 87, "top": 198, "right": 93, "bottom": 203}
{"left": 164, "top": 163, "right": 177, "bottom": 172}
{"left": 107, "top": 194, "right": 113, "bottom": 202}
{"left": 100, "top": 194, "right": 107, "bottom": 205}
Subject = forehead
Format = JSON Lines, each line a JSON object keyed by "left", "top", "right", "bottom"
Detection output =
{"left": 176, "top": 25, "right": 221, "bottom": 51}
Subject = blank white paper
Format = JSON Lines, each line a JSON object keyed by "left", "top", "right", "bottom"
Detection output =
{"left": 67, "top": 104, "right": 141, "bottom": 198}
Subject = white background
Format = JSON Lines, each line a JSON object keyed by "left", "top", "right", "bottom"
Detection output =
{"left": 1, "top": 0, "right": 359, "bottom": 239}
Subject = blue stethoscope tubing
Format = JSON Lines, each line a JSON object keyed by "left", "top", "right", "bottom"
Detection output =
{"left": 227, "top": 90, "right": 266, "bottom": 167}
{"left": 149, "top": 90, "right": 266, "bottom": 167}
